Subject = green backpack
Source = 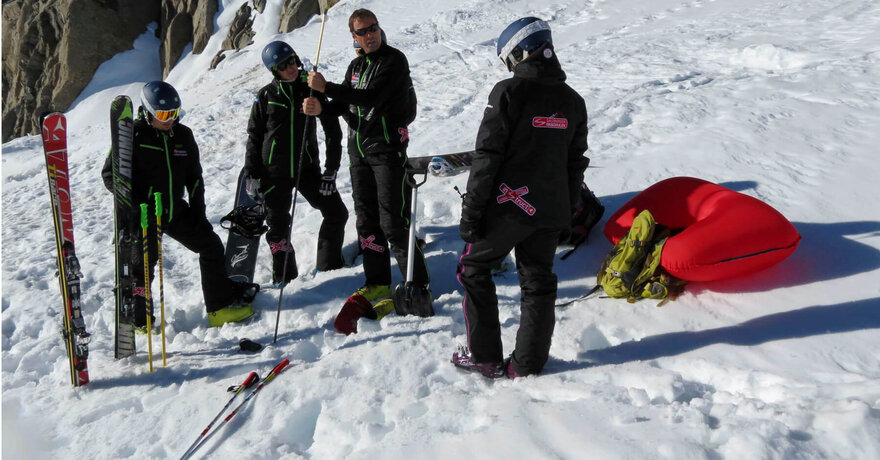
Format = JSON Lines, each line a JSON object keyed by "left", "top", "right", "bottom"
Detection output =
{"left": 597, "top": 209, "right": 686, "bottom": 304}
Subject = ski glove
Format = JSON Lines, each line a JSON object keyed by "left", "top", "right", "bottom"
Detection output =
{"left": 320, "top": 169, "right": 338, "bottom": 196}
{"left": 245, "top": 175, "right": 264, "bottom": 203}
{"left": 459, "top": 202, "right": 484, "bottom": 243}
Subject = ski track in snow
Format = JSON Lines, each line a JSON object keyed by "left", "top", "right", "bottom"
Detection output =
{"left": 3, "top": 0, "right": 880, "bottom": 458}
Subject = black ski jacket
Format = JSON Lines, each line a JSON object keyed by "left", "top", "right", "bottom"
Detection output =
{"left": 102, "top": 110, "right": 206, "bottom": 223}
{"left": 463, "top": 52, "right": 589, "bottom": 229}
{"left": 323, "top": 43, "right": 417, "bottom": 157}
{"left": 246, "top": 75, "right": 343, "bottom": 179}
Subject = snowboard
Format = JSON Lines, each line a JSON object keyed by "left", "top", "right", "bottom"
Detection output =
{"left": 408, "top": 151, "right": 474, "bottom": 176}
{"left": 41, "top": 112, "right": 91, "bottom": 387}
{"left": 223, "top": 168, "right": 262, "bottom": 284}
{"left": 110, "top": 95, "right": 137, "bottom": 359}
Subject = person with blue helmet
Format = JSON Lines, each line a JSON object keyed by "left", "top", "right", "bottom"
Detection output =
{"left": 452, "top": 18, "right": 591, "bottom": 378}
{"left": 102, "top": 81, "right": 259, "bottom": 329}
{"left": 302, "top": 9, "right": 431, "bottom": 324}
{"left": 245, "top": 40, "right": 348, "bottom": 286}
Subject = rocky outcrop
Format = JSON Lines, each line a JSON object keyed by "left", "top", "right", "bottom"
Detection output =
{"left": 1, "top": 0, "right": 342, "bottom": 142}
{"left": 211, "top": 2, "right": 255, "bottom": 70}
{"left": 2, "top": 0, "right": 159, "bottom": 142}
{"left": 279, "top": 0, "right": 341, "bottom": 33}
{"left": 159, "top": 0, "right": 217, "bottom": 78}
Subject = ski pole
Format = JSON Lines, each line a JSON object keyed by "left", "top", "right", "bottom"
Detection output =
{"left": 182, "top": 359, "right": 290, "bottom": 459}
{"left": 179, "top": 371, "right": 260, "bottom": 460}
{"left": 140, "top": 203, "right": 154, "bottom": 372}
{"left": 154, "top": 192, "right": 167, "bottom": 366}
{"left": 275, "top": 0, "right": 330, "bottom": 343}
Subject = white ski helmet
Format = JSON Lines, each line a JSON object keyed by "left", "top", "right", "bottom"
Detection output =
{"left": 496, "top": 17, "right": 553, "bottom": 71}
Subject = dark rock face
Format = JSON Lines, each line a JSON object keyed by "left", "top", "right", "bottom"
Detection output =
{"left": 159, "top": 0, "right": 218, "bottom": 78}
{"left": 279, "top": 0, "right": 340, "bottom": 33}
{"left": 2, "top": 0, "right": 159, "bottom": 141}
{"left": 211, "top": 2, "right": 254, "bottom": 70}
{"left": 2, "top": 0, "right": 340, "bottom": 142}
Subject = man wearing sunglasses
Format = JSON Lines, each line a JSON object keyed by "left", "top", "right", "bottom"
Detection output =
{"left": 102, "top": 81, "right": 259, "bottom": 329}
{"left": 303, "top": 8, "right": 431, "bottom": 321}
{"left": 244, "top": 41, "right": 348, "bottom": 286}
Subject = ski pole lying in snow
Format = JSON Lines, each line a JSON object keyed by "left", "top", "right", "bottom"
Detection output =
{"left": 179, "top": 371, "right": 260, "bottom": 460}
{"left": 154, "top": 192, "right": 167, "bottom": 366}
{"left": 180, "top": 359, "right": 290, "bottom": 460}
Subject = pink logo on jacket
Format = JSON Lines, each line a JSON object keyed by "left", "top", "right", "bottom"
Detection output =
{"left": 497, "top": 183, "right": 536, "bottom": 216}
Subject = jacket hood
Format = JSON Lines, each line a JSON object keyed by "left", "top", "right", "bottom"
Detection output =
{"left": 513, "top": 47, "right": 567, "bottom": 84}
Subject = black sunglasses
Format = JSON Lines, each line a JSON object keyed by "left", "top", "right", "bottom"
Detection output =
{"left": 353, "top": 23, "right": 379, "bottom": 36}
{"left": 274, "top": 57, "right": 294, "bottom": 72}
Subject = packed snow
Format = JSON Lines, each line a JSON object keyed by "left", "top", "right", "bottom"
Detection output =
{"left": 3, "top": 0, "right": 880, "bottom": 458}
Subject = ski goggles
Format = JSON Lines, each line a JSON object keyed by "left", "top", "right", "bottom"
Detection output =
{"left": 353, "top": 23, "right": 379, "bottom": 36}
{"left": 274, "top": 57, "right": 294, "bottom": 72}
{"left": 153, "top": 107, "right": 180, "bottom": 122}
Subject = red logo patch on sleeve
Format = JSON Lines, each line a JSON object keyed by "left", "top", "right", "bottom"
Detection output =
{"left": 532, "top": 116, "right": 568, "bottom": 129}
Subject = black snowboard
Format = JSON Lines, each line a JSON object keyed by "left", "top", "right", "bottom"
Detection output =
{"left": 223, "top": 168, "right": 262, "bottom": 284}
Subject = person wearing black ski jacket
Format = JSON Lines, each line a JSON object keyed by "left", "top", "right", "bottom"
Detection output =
{"left": 304, "top": 9, "right": 430, "bottom": 312}
{"left": 454, "top": 18, "right": 589, "bottom": 379}
{"left": 245, "top": 48, "right": 348, "bottom": 283}
{"left": 102, "top": 84, "right": 256, "bottom": 328}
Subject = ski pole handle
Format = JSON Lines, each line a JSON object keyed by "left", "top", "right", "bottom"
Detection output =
{"left": 140, "top": 203, "right": 149, "bottom": 229}
{"left": 154, "top": 192, "right": 163, "bottom": 220}
{"left": 263, "top": 359, "right": 290, "bottom": 384}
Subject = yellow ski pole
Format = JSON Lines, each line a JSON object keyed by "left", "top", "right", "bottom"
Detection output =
{"left": 140, "top": 203, "right": 154, "bottom": 372}
{"left": 154, "top": 192, "right": 166, "bottom": 367}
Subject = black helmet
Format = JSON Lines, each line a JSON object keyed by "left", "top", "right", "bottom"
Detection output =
{"left": 496, "top": 17, "right": 553, "bottom": 71}
{"left": 261, "top": 41, "right": 301, "bottom": 72}
{"left": 141, "top": 81, "right": 181, "bottom": 122}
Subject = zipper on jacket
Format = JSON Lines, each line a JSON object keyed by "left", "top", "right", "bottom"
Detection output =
{"left": 381, "top": 116, "right": 390, "bottom": 144}
{"left": 355, "top": 57, "right": 373, "bottom": 158}
{"left": 278, "top": 82, "right": 296, "bottom": 178}
{"left": 161, "top": 133, "right": 174, "bottom": 221}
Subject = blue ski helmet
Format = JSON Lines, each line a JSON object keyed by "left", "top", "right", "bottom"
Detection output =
{"left": 141, "top": 81, "right": 181, "bottom": 122}
{"left": 496, "top": 17, "right": 552, "bottom": 71}
{"left": 261, "top": 41, "right": 301, "bottom": 71}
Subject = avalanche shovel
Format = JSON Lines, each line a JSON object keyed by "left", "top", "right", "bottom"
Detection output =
{"left": 392, "top": 165, "right": 434, "bottom": 317}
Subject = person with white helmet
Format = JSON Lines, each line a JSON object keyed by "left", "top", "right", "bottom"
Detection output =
{"left": 245, "top": 41, "right": 348, "bottom": 286}
{"left": 102, "top": 81, "right": 259, "bottom": 329}
{"left": 452, "top": 18, "right": 590, "bottom": 379}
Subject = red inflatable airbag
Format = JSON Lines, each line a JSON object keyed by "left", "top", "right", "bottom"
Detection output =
{"left": 604, "top": 177, "right": 801, "bottom": 282}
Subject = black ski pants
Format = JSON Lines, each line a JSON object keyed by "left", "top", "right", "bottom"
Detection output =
{"left": 263, "top": 165, "right": 349, "bottom": 271}
{"left": 134, "top": 204, "right": 234, "bottom": 323}
{"left": 457, "top": 217, "right": 560, "bottom": 376}
{"left": 350, "top": 150, "right": 429, "bottom": 286}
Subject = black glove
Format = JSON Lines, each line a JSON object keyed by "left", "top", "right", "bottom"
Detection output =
{"left": 459, "top": 202, "right": 484, "bottom": 243}
{"left": 245, "top": 175, "right": 264, "bottom": 203}
{"left": 320, "top": 169, "right": 337, "bottom": 196}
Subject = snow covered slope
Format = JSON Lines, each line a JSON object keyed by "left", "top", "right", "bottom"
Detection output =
{"left": 3, "top": 0, "right": 879, "bottom": 458}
